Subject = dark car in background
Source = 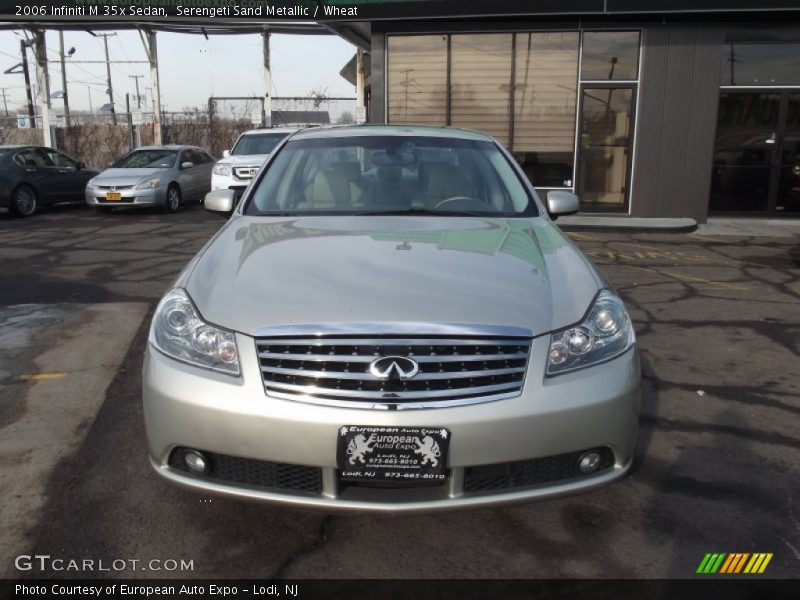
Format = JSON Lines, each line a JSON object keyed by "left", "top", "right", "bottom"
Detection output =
{"left": 0, "top": 145, "right": 99, "bottom": 217}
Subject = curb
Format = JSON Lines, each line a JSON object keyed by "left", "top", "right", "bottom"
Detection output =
{"left": 556, "top": 217, "right": 698, "bottom": 234}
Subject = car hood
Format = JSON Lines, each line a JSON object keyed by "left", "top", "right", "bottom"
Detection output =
{"left": 94, "top": 168, "right": 166, "bottom": 186}
{"left": 217, "top": 154, "right": 271, "bottom": 167}
{"left": 184, "top": 216, "right": 601, "bottom": 337}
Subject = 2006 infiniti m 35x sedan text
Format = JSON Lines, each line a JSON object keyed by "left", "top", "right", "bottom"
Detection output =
{"left": 143, "top": 125, "right": 640, "bottom": 512}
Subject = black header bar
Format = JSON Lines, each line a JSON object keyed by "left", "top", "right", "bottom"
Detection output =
{"left": 1, "top": 0, "right": 800, "bottom": 24}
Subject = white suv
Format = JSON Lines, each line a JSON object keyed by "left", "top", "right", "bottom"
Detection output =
{"left": 211, "top": 128, "right": 297, "bottom": 200}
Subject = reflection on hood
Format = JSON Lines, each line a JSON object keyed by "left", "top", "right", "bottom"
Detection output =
{"left": 185, "top": 215, "right": 597, "bottom": 335}
{"left": 233, "top": 217, "right": 569, "bottom": 283}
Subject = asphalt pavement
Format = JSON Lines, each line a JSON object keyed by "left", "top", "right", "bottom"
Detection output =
{"left": 0, "top": 204, "right": 798, "bottom": 579}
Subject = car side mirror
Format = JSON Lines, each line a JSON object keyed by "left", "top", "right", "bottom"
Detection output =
{"left": 546, "top": 190, "right": 580, "bottom": 220}
{"left": 181, "top": 161, "right": 194, "bottom": 170}
{"left": 222, "top": 149, "right": 230, "bottom": 158}
{"left": 77, "top": 161, "right": 85, "bottom": 170}
{"left": 204, "top": 189, "right": 236, "bottom": 216}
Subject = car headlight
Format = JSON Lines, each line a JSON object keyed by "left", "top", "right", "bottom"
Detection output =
{"left": 86, "top": 177, "right": 97, "bottom": 188}
{"left": 133, "top": 177, "right": 161, "bottom": 190}
{"left": 149, "top": 288, "right": 240, "bottom": 376}
{"left": 135, "top": 178, "right": 161, "bottom": 190}
{"left": 546, "top": 290, "right": 635, "bottom": 375}
{"left": 212, "top": 163, "right": 231, "bottom": 176}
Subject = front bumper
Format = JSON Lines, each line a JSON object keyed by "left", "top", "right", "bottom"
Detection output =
{"left": 211, "top": 173, "right": 252, "bottom": 193}
{"left": 143, "top": 335, "right": 640, "bottom": 513}
{"left": 85, "top": 186, "right": 166, "bottom": 207}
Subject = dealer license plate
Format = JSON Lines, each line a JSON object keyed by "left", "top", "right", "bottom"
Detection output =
{"left": 337, "top": 425, "right": 449, "bottom": 483}
{"left": 105, "top": 192, "right": 122, "bottom": 201}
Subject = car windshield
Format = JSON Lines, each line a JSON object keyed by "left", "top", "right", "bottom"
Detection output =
{"left": 231, "top": 133, "right": 289, "bottom": 156}
{"left": 114, "top": 149, "right": 177, "bottom": 168}
{"left": 245, "top": 135, "right": 535, "bottom": 216}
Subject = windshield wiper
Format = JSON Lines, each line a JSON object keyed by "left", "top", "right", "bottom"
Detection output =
{"left": 351, "top": 208, "right": 490, "bottom": 217}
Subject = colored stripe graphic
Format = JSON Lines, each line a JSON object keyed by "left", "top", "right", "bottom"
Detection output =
{"left": 721, "top": 553, "right": 749, "bottom": 573}
{"left": 719, "top": 553, "right": 736, "bottom": 573}
{"left": 697, "top": 553, "right": 726, "bottom": 573}
{"left": 744, "top": 553, "right": 773, "bottom": 574}
{"left": 734, "top": 553, "right": 750, "bottom": 573}
{"left": 744, "top": 554, "right": 761, "bottom": 573}
{"left": 697, "top": 554, "right": 713, "bottom": 573}
{"left": 698, "top": 552, "right": 773, "bottom": 574}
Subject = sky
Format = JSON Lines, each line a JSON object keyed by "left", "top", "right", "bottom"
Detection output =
{"left": 0, "top": 28, "right": 357, "bottom": 116}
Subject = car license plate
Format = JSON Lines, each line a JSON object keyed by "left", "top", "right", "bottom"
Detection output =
{"left": 105, "top": 192, "right": 122, "bottom": 201}
{"left": 337, "top": 425, "right": 449, "bottom": 483}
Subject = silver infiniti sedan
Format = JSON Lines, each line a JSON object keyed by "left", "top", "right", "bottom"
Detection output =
{"left": 85, "top": 145, "right": 215, "bottom": 212}
{"left": 143, "top": 125, "right": 641, "bottom": 512}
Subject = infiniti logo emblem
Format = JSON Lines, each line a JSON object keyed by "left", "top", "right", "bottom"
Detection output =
{"left": 369, "top": 356, "right": 419, "bottom": 381}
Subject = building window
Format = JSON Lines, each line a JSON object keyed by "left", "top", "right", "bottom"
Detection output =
{"left": 387, "top": 35, "right": 448, "bottom": 125}
{"left": 581, "top": 31, "right": 640, "bottom": 81}
{"left": 450, "top": 34, "right": 513, "bottom": 145}
{"left": 577, "top": 88, "right": 635, "bottom": 208}
{"left": 720, "top": 42, "right": 800, "bottom": 86}
{"left": 385, "top": 29, "right": 641, "bottom": 208}
{"left": 512, "top": 32, "right": 580, "bottom": 188}
{"left": 576, "top": 31, "right": 639, "bottom": 212}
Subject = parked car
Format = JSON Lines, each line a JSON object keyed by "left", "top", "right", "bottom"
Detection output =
{"left": 0, "top": 145, "right": 99, "bottom": 217}
{"left": 143, "top": 125, "right": 640, "bottom": 512}
{"left": 85, "top": 145, "right": 214, "bottom": 213}
{"left": 211, "top": 128, "right": 297, "bottom": 201}
{"left": 711, "top": 132, "right": 800, "bottom": 212}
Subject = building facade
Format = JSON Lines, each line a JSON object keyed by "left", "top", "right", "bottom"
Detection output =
{"left": 333, "top": 7, "right": 800, "bottom": 222}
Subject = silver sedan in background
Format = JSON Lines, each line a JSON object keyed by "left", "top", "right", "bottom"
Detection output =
{"left": 85, "top": 145, "right": 215, "bottom": 213}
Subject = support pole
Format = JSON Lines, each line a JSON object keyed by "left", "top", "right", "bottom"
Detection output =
{"left": 129, "top": 75, "right": 143, "bottom": 108}
{"left": 143, "top": 29, "right": 163, "bottom": 145}
{"left": 33, "top": 30, "right": 52, "bottom": 147}
{"left": 126, "top": 93, "right": 135, "bottom": 151}
{"left": 262, "top": 29, "right": 271, "bottom": 127}
{"left": 99, "top": 33, "right": 117, "bottom": 125}
{"left": 59, "top": 31, "right": 71, "bottom": 128}
{"left": 20, "top": 39, "right": 35, "bottom": 127}
{"left": 356, "top": 48, "right": 366, "bottom": 124}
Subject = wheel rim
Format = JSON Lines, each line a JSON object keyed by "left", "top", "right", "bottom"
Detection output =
{"left": 168, "top": 189, "right": 179, "bottom": 210}
{"left": 15, "top": 188, "right": 35, "bottom": 215}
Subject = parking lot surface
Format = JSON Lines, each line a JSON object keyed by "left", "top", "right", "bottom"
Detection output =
{"left": 0, "top": 205, "right": 798, "bottom": 578}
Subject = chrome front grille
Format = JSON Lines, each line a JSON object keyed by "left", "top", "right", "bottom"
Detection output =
{"left": 255, "top": 334, "right": 532, "bottom": 409}
{"left": 233, "top": 166, "right": 259, "bottom": 180}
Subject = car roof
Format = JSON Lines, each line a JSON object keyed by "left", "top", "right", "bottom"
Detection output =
{"left": 240, "top": 127, "right": 298, "bottom": 136}
{"left": 134, "top": 145, "right": 189, "bottom": 150}
{"left": 0, "top": 144, "right": 45, "bottom": 150}
{"left": 289, "top": 124, "right": 495, "bottom": 142}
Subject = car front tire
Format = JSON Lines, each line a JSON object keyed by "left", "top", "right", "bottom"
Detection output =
{"left": 162, "top": 185, "right": 181, "bottom": 213}
{"left": 10, "top": 185, "right": 38, "bottom": 217}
